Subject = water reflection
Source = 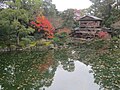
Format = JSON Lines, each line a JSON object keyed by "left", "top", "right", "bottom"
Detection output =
{"left": 0, "top": 51, "right": 57, "bottom": 90}
{"left": 72, "top": 43, "right": 120, "bottom": 90}
{"left": 0, "top": 46, "right": 120, "bottom": 90}
{"left": 46, "top": 61, "right": 100, "bottom": 90}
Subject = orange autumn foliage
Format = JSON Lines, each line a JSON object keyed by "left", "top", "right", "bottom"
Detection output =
{"left": 30, "top": 16, "right": 55, "bottom": 38}
{"left": 33, "top": 52, "right": 54, "bottom": 73}
{"left": 57, "top": 27, "right": 71, "bottom": 35}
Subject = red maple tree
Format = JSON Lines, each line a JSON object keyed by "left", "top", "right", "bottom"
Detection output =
{"left": 30, "top": 16, "right": 55, "bottom": 38}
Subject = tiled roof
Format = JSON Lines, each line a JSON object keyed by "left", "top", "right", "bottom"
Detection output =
{"left": 79, "top": 15, "right": 102, "bottom": 21}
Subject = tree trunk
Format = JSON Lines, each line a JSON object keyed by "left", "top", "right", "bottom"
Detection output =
{"left": 117, "top": 0, "right": 119, "bottom": 9}
{"left": 17, "top": 32, "right": 20, "bottom": 45}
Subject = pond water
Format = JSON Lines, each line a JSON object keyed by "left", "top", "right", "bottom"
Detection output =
{"left": 45, "top": 61, "right": 100, "bottom": 90}
{"left": 0, "top": 47, "right": 119, "bottom": 90}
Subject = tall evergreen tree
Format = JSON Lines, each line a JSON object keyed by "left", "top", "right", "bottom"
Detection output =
{"left": 88, "top": 0, "right": 120, "bottom": 27}
{"left": 0, "top": 0, "right": 43, "bottom": 47}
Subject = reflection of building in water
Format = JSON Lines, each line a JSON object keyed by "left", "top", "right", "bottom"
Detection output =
{"left": 1, "top": 48, "right": 119, "bottom": 90}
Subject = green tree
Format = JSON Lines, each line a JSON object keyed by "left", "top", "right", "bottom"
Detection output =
{"left": 42, "top": 0, "right": 57, "bottom": 17}
{"left": 0, "top": 9, "right": 34, "bottom": 48}
{"left": 0, "top": 0, "right": 44, "bottom": 48}
{"left": 1, "top": 0, "right": 43, "bottom": 17}
{"left": 60, "top": 9, "right": 76, "bottom": 29}
{"left": 88, "top": 0, "right": 118, "bottom": 27}
{"left": 41, "top": 0, "right": 61, "bottom": 30}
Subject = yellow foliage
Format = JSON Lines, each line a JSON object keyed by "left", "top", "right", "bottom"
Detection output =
{"left": 30, "top": 42, "right": 36, "bottom": 47}
{"left": 43, "top": 41, "right": 51, "bottom": 46}
{"left": 36, "top": 40, "right": 52, "bottom": 46}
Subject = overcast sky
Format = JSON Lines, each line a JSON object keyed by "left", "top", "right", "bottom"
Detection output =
{"left": 52, "top": 0, "right": 92, "bottom": 11}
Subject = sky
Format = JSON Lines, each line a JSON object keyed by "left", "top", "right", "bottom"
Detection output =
{"left": 52, "top": 0, "right": 92, "bottom": 11}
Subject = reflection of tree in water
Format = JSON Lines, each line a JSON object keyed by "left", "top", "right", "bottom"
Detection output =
{"left": 33, "top": 50, "right": 58, "bottom": 89}
{"left": 73, "top": 40, "right": 120, "bottom": 90}
{"left": 92, "top": 53, "right": 120, "bottom": 90}
{"left": 0, "top": 39, "right": 119, "bottom": 90}
{"left": 54, "top": 49, "right": 75, "bottom": 72}
{"left": 0, "top": 51, "right": 57, "bottom": 90}
{"left": 62, "top": 58, "right": 75, "bottom": 72}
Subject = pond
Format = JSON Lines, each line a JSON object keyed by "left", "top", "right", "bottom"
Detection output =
{"left": 45, "top": 61, "right": 100, "bottom": 90}
{"left": 0, "top": 46, "right": 120, "bottom": 90}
